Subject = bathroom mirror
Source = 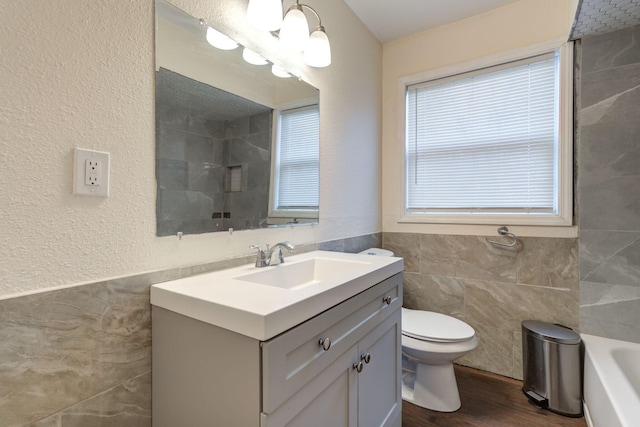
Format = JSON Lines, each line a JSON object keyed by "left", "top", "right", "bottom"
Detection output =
{"left": 155, "top": 0, "right": 320, "bottom": 236}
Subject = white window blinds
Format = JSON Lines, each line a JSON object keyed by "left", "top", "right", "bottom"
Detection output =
{"left": 406, "top": 52, "right": 558, "bottom": 214}
{"left": 275, "top": 105, "right": 319, "bottom": 210}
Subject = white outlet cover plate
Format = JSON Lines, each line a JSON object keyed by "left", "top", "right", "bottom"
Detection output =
{"left": 73, "top": 148, "right": 110, "bottom": 197}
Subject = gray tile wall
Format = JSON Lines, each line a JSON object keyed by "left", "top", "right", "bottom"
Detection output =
{"left": 577, "top": 24, "right": 640, "bottom": 343}
{"left": 156, "top": 105, "right": 272, "bottom": 236}
{"left": 1, "top": 233, "right": 380, "bottom": 426}
{"left": 383, "top": 233, "right": 579, "bottom": 379}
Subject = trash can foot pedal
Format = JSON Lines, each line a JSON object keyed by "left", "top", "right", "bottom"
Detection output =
{"left": 525, "top": 389, "right": 548, "bottom": 407}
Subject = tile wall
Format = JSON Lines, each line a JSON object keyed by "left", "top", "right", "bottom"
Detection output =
{"left": 577, "top": 24, "right": 640, "bottom": 343}
{"left": 383, "top": 233, "right": 579, "bottom": 379}
{"left": 0, "top": 233, "right": 380, "bottom": 426}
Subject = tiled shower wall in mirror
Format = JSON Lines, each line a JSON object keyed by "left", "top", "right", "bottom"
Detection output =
{"left": 156, "top": 68, "right": 272, "bottom": 236}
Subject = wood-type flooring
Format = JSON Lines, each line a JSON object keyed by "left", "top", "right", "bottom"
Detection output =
{"left": 402, "top": 365, "right": 588, "bottom": 427}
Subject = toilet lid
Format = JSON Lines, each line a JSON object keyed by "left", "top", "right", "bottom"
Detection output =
{"left": 402, "top": 307, "right": 475, "bottom": 343}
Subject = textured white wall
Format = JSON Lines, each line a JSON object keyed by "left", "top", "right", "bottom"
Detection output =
{"left": 381, "top": 0, "right": 578, "bottom": 237}
{"left": 0, "top": 0, "right": 382, "bottom": 297}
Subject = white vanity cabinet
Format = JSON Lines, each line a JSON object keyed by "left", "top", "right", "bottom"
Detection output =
{"left": 152, "top": 272, "right": 402, "bottom": 427}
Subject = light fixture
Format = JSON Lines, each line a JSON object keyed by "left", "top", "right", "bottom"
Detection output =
{"left": 271, "top": 64, "right": 292, "bottom": 78}
{"left": 246, "top": 0, "right": 283, "bottom": 32}
{"left": 246, "top": 0, "right": 332, "bottom": 68}
{"left": 303, "top": 26, "right": 331, "bottom": 67}
{"left": 242, "top": 47, "right": 268, "bottom": 65}
{"left": 201, "top": 21, "right": 238, "bottom": 50}
{"left": 279, "top": 3, "right": 309, "bottom": 52}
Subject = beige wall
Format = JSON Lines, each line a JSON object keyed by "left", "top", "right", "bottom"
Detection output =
{"left": 381, "top": 0, "right": 578, "bottom": 237}
{"left": 0, "top": 0, "right": 382, "bottom": 298}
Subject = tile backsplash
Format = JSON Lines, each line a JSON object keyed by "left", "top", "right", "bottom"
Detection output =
{"left": 0, "top": 234, "right": 380, "bottom": 427}
{"left": 384, "top": 232, "right": 579, "bottom": 380}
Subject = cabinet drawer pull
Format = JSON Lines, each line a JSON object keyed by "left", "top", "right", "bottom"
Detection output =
{"left": 383, "top": 295, "right": 392, "bottom": 305}
{"left": 319, "top": 337, "right": 331, "bottom": 351}
{"left": 353, "top": 361, "right": 364, "bottom": 373}
{"left": 361, "top": 353, "right": 371, "bottom": 364}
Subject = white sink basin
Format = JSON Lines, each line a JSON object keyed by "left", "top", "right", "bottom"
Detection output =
{"left": 150, "top": 250, "right": 403, "bottom": 340}
{"left": 236, "top": 257, "right": 371, "bottom": 290}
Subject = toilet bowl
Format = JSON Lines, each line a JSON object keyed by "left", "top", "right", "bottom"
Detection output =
{"left": 358, "top": 249, "right": 477, "bottom": 412}
{"left": 401, "top": 307, "right": 477, "bottom": 412}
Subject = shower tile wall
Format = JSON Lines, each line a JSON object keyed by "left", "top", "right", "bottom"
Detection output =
{"left": 383, "top": 233, "right": 579, "bottom": 380}
{"left": 577, "top": 24, "right": 640, "bottom": 343}
{"left": 0, "top": 233, "right": 380, "bottom": 426}
{"left": 156, "top": 106, "right": 271, "bottom": 236}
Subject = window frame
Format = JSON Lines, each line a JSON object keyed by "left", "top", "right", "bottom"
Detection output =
{"left": 268, "top": 102, "right": 320, "bottom": 219}
{"left": 397, "top": 39, "right": 573, "bottom": 227}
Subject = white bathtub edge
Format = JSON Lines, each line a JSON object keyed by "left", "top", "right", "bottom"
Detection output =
{"left": 583, "top": 400, "right": 594, "bottom": 427}
{"left": 581, "top": 333, "right": 639, "bottom": 427}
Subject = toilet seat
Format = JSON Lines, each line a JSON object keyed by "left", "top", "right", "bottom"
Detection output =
{"left": 402, "top": 307, "right": 475, "bottom": 343}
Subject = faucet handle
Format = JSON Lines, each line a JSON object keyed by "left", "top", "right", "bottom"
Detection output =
{"left": 250, "top": 245, "right": 268, "bottom": 267}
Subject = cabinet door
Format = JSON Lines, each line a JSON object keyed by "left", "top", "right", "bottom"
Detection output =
{"left": 261, "top": 345, "right": 358, "bottom": 427}
{"left": 357, "top": 309, "right": 401, "bottom": 427}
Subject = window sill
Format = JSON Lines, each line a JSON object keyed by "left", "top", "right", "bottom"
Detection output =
{"left": 385, "top": 215, "right": 577, "bottom": 238}
{"left": 398, "top": 211, "right": 572, "bottom": 227}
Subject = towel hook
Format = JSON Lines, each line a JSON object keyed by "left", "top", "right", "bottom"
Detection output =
{"left": 486, "top": 226, "right": 517, "bottom": 248}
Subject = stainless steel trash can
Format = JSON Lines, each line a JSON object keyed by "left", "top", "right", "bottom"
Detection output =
{"left": 521, "top": 320, "right": 582, "bottom": 417}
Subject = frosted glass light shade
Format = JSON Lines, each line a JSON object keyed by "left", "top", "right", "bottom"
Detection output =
{"left": 247, "top": 0, "right": 283, "bottom": 32}
{"left": 242, "top": 47, "right": 268, "bottom": 65}
{"left": 205, "top": 27, "right": 238, "bottom": 50}
{"left": 303, "top": 27, "right": 331, "bottom": 67}
{"left": 279, "top": 6, "right": 309, "bottom": 52}
{"left": 271, "top": 64, "right": 291, "bottom": 78}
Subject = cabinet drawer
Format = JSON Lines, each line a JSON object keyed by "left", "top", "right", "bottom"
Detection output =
{"left": 262, "top": 273, "right": 402, "bottom": 413}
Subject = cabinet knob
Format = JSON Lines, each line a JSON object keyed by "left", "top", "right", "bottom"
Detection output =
{"left": 383, "top": 296, "right": 392, "bottom": 305}
{"left": 361, "top": 353, "right": 371, "bottom": 364}
{"left": 353, "top": 361, "right": 364, "bottom": 373}
{"left": 319, "top": 337, "right": 331, "bottom": 351}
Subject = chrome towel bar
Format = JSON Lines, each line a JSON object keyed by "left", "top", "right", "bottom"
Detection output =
{"left": 486, "top": 226, "right": 518, "bottom": 248}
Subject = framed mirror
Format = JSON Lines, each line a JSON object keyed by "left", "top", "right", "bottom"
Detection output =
{"left": 155, "top": 0, "right": 320, "bottom": 236}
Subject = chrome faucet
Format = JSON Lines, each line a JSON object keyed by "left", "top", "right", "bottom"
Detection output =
{"left": 250, "top": 241, "right": 296, "bottom": 268}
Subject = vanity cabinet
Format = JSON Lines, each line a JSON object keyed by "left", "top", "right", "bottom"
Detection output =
{"left": 152, "top": 272, "right": 402, "bottom": 427}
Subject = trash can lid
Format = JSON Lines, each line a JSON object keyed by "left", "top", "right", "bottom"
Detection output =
{"left": 521, "top": 320, "right": 580, "bottom": 344}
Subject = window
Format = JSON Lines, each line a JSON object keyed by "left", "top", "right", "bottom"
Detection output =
{"left": 270, "top": 104, "right": 319, "bottom": 217}
{"left": 402, "top": 43, "right": 572, "bottom": 226}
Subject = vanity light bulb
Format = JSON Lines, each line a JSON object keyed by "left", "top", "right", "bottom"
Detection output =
{"left": 303, "top": 28, "right": 331, "bottom": 68}
{"left": 271, "top": 64, "right": 291, "bottom": 78}
{"left": 246, "top": 0, "right": 283, "bottom": 31}
{"left": 242, "top": 48, "right": 268, "bottom": 66}
{"left": 205, "top": 26, "right": 239, "bottom": 50}
{"left": 279, "top": 6, "right": 309, "bottom": 52}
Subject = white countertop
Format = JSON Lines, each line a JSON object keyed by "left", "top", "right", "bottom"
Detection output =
{"left": 150, "top": 250, "right": 403, "bottom": 341}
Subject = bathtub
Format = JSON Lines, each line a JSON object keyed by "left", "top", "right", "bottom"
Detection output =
{"left": 582, "top": 334, "right": 640, "bottom": 427}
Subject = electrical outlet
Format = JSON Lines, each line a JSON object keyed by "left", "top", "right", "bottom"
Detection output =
{"left": 85, "top": 159, "right": 101, "bottom": 186}
{"left": 74, "top": 148, "right": 110, "bottom": 197}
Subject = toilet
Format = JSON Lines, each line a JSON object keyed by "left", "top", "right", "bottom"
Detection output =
{"left": 401, "top": 307, "right": 477, "bottom": 412}
{"left": 359, "top": 248, "right": 478, "bottom": 412}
